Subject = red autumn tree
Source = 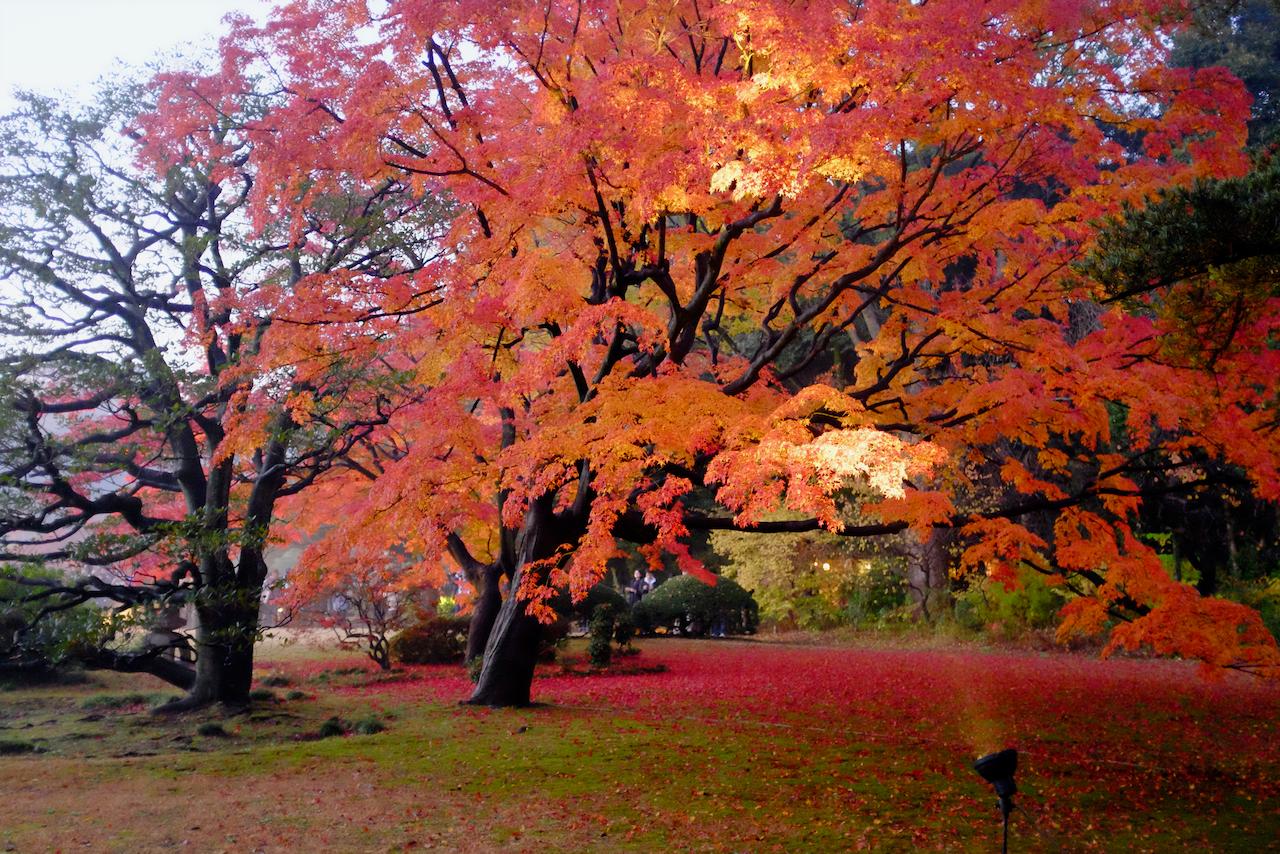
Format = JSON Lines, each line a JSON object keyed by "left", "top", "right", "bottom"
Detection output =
{"left": 204, "top": 0, "right": 1276, "bottom": 704}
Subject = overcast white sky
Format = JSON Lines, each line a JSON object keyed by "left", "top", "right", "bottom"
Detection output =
{"left": 0, "top": 0, "right": 271, "bottom": 110}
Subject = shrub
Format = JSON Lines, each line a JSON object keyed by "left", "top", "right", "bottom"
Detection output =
{"left": 318, "top": 717, "right": 346, "bottom": 738}
{"left": 248, "top": 688, "right": 276, "bottom": 702}
{"left": 0, "top": 739, "right": 37, "bottom": 755}
{"left": 1220, "top": 578, "right": 1280, "bottom": 641}
{"left": 260, "top": 673, "right": 291, "bottom": 687}
{"left": 613, "top": 610, "right": 636, "bottom": 649}
{"left": 954, "top": 565, "right": 1067, "bottom": 635}
{"left": 548, "top": 583, "right": 629, "bottom": 621}
{"left": 536, "top": 618, "right": 571, "bottom": 663}
{"left": 843, "top": 560, "right": 910, "bottom": 627}
{"left": 389, "top": 616, "right": 471, "bottom": 664}
{"left": 196, "top": 722, "right": 227, "bottom": 738}
{"left": 632, "top": 575, "right": 759, "bottom": 637}
{"left": 588, "top": 605, "right": 616, "bottom": 668}
{"left": 285, "top": 689, "right": 307, "bottom": 701}
{"left": 353, "top": 716, "right": 386, "bottom": 735}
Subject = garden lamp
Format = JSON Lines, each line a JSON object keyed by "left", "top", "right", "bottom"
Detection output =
{"left": 973, "top": 748, "right": 1017, "bottom": 853}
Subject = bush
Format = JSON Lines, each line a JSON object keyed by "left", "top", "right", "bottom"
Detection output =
{"left": 285, "top": 689, "right": 307, "bottom": 700}
{"left": 538, "top": 619, "right": 570, "bottom": 662}
{"left": 196, "top": 722, "right": 228, "bottom": 737}
{"left": 389, "top": 616, "right": 471, "bottom": 664}
{"left": 548, "top": 583, "right": 629, "bottom": 621}
{"left": 588, "top": 605, "right": 616, "bottom": 668}
{"left": 318, "top": 717, "right": 346, "bottom": 738}
{"left": 632, "top": 575, "right": 759, "bottom": 637}
{"left": 0, "top": 739, "right": 37, "bottom": 755}
{"left": 1220, "top": 578, "right": 1280, "bottom": 641}
{"left": 613, "top": 610, "right": 636, "bottom": 649}
{"left": 353, "top": 716, "right": 386, "bottom": 735}
{"left": 260, "top": 673, "right": 291, "bottom": 687}
{"left": 248, "top": 688, "right": 276, "bottom": 702}
{"left": 843, "top": 560, "right": 910, "bottom": 627}
{"left": 955, "top": 566, "right": 1067, "bottom": 635}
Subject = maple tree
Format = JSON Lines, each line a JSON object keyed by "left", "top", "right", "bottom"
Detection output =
{"left": 184, "top": 0, "right": 1280, "bottom": 705}
{"left": 1080, "top": 0, "right": 1280, "bottom": 606}
{"left": 1086, "top": 156, "right": 1280, "bottom": 597}
{"left": 7, "top": 0, "right": 1275, "bottom": 708}
{"left": 0, "top": 82, "right": 441, "bottom": 707}
{"left": 281, "top": 546, "right": 439, "bottom": 669}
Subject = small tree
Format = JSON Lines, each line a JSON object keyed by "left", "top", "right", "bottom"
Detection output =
{"left": 289, "top": 561, "right": 437, "bottom": 670}
{"left": 587, "top": 604, "right": 616, "bottom": 669}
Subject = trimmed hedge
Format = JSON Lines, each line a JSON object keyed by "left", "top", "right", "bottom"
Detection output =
{"left": 632, "top": 575, "right": 759, "bottom": 637}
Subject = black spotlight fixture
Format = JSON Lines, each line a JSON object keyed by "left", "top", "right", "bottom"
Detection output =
{"left": 973, "top": 748, "right": 1018, "bottom": 853}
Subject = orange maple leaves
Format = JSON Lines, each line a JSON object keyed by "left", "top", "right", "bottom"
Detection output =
{"left": 164, "top": 0, "right": 1280, "bottom": 675}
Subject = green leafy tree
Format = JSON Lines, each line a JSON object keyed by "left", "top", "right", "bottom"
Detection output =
{"left": 1085, "top": 160, "right": 1280, "bottom": 597}
{"left": 0, "top": 83, "right": 437, "bottom": 708}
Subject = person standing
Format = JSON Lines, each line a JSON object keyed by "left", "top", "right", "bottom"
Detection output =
{"left": 626, "top": 569, "right": 644, "bottom": 605}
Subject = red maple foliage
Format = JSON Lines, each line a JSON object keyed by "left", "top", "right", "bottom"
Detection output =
{"left": 130, "top": 0, "right": 1280, "bottom": 700}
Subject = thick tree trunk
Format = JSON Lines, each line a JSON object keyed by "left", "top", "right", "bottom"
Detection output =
{"left": 465, "top": 564, "right": 543, "bottom": 706}
{"left": 154, "top": 601, "right": 257, "bottom": 712}
{"left": 905, "top": 528, "right": 954, "bottom": 623}
{"left": 466, "top": 496, "right": 563, "bottom": 707}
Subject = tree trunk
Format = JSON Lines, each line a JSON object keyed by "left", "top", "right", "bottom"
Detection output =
{"left": 466, "top": 563, "right": 504, "bottom": 664}
{"left": 466, "top": 495, "right": 563, "bottom": 707}
{"left": 905, "top": 528, "right": 954, "bottom": 623}
{"left": 465, "top": 563, "right": 543, "bottom": 706}
{"left": 155, "top": 600, "right": 257, "bottom": 711}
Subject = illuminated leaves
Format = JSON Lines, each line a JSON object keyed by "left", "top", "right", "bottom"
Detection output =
{"left": 212, "top": 0, "right": 1280, "bottom": 675}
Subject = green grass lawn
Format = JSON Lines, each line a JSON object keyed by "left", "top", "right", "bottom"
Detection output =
{"left": 1, "top": 637, "right": 1276, "bottom": 851}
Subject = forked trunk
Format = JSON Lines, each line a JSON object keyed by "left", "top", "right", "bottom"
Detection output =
{"left": 155, "top": 602, "right": 257, "bottom": 712}
{"left": 465, "top": 564, "right": 543, "bottom": 706}
{"left": 466, "top": 496, "right": 561, "bottom": 707}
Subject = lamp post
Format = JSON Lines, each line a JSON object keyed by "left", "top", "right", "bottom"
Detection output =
{"left": 973, "top": 748, "right": 1018, "bottom": 853}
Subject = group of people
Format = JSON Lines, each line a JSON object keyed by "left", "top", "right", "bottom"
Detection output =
{"left": 625, "top": 569, "right": 659, "bottom": 605}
